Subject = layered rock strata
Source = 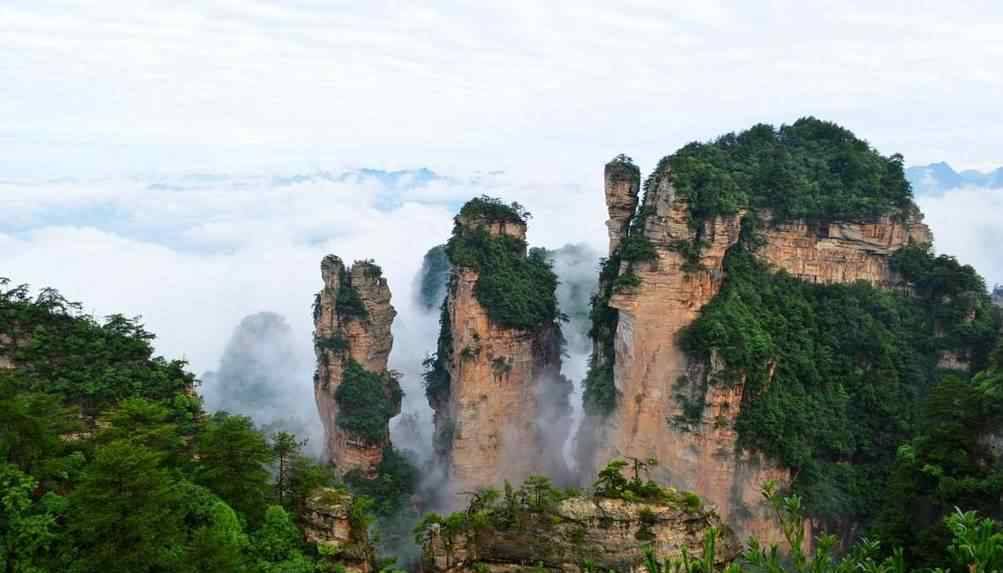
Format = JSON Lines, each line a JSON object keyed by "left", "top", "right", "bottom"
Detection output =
{"left": 604, "top": 156, "right": 642, "bottom": 254}
{"left": 421, "top": 494, "right": 738, "bottom": 573}
{"left": 303, "top": 488, "right": 376, "bottom": 573}
{"left": 587, "top": 161, "right": 931, "bottom": 542}
{"left": 431, "top": 214, "right": 571, "bottom": 501}
{"left": 313, "top": 255, "right": 399, "bottom": 475}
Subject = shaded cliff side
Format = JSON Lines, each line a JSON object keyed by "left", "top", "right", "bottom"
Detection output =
{"left": 313, "top": 255, "right": 401, "bottom": 475}
{"left": 578, "top": 119, "right": 997, "bottom": 543}
{"left": 425, "top": 197, "right": 573, "bottom": 501}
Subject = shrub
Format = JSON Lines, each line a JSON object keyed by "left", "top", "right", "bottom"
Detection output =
{"left": 445, "top": 198, "right": 560, "bottom": 331}
{"left": 333, "top": 360, "right": 402, "bottom": 444}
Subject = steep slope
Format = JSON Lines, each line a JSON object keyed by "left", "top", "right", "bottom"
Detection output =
{"left": 581, "top": 119, "right": 1000, "bottom": 542}
{"left": 313, "top": 255, "right": 401, "bottom": 475}
{"left": 425, "top": 197, "right": 573, "bottom": 500}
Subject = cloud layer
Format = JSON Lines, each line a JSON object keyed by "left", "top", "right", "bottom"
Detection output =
{"left": 3, "top": 1, "right": 1002, "bottom": 178}
{"left": 0, "top": 170, "right": 609, "bottom": 449}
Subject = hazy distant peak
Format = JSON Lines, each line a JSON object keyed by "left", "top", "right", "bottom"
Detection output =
{"left": 906, "top": 162, "right": 1003, "bottom": 195}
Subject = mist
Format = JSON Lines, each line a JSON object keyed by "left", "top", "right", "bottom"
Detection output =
{"left": 201, "top": 311, "right": 324, "bottom": 455}
{"left": 917, "top": 186, "right": 1003, "bottom": 289}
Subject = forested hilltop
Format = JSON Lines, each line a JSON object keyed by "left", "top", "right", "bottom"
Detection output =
{"left": 583, "top": 118, "right": 1003, "bottom": 569}
{"left": 0, "top": 280, "right": 384, "bottom": 573}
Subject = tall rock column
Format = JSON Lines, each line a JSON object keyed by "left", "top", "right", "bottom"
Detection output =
{"left": 586, "top": 163, "right": 930, "bottom": 543}
{"left": 604, "top": 155, "right": 641, "bottom": 254}
{"left": 314, "top": 255, "right": 400, "bottom": 475}
{"left": 427, "top": 198, "right": 572, "bottom": 502}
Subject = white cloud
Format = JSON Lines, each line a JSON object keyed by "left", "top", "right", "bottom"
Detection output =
{"left": 0, "top": 171, "right": 609, "bottom": 442}
{"left": 2, "top": 1, "right": 1001, "bottom": 178}
{"left": 918, "top": 187, "right": 1003, "bottom": 289}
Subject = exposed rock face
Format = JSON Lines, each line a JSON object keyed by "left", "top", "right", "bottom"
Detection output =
{"left": 604, "top": 158, "right": 642, "bottom": 254}
{"left": 432, "top": 216, "right": 572, "bottom": 501}
{"left": 993, "top": 285, "right": 1003, "bottom": 307}
{"left": 421, "top": 495, "right": 738, "bottom": 573}
{"left": 314, "top": 255, "right": 399, "bottom": 475}
{"left": 303, "top": 488, "right": 376, "bottom": 573}
{"left": 0, "top": 334, "right": 14, "bottom": 370}
{"left": 588, "top": 168, "right": 931, "bottom": 542}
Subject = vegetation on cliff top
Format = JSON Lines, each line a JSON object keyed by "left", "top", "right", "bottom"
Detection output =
{"left": 457, "top": 194, "right": 531, "bottom": 224}
{"left": 413, "top": 459, "right": 705, "bottom": 558}
{"left": 446, "top": 195, "right": 561, "bottom": 331}
{"left": 657, "top": 117, "right": 915, "bottom": 229}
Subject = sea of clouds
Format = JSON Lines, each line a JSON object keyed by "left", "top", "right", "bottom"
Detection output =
{"left": 0, "top": 169, "right": 608, "bottom": 454}
{"left": 2, "top": 166, "right": 999, "bottom": 459}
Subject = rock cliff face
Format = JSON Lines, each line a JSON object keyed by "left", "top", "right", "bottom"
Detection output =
{"left": 587, "top": 162, "right": 931, "bottom": 542}
{"left": 314, "top": 255, "right": 399, "bottom": 475}
{"left": 0, "top": 334, "right": 15, "bottom": 370}
{"left": 604, "top": 157, "right": 642, "bottom": 254}
{"left": 421, "top": 495, "right": 738, "bottom": 573}
{"left": 302, "top": 488, "right": 377, "bottom": 573}
{"left": 993, "top": 285, "right": 1003, "bottom": 308}
{"left": 431, "top": 214, "right": 572, "bottom": 500}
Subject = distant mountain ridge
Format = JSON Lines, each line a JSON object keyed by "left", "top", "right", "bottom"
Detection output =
{"left": 906, "top": 161, "right": 1003, "bottom": 195}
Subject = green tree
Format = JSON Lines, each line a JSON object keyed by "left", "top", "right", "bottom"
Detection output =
{"left": 0, "top": 373, "right": 78, "bottom": 478}
{"left": 187, "top": 498, "right": 250, "bottom": 573}
{"left": 270, "top": 432, "right": 305, "bottom": 509}
{"left": 0, "top": 463, "right": 66, "bottom": 573}
{"left": 249, "top": 506, "right": 314, "bottom": 573}
{"left": 196, "top": 414, "right": 275, "bottom": 525}
{"left": 97, "top": 397, "right": 184, "bottom": 463}
{"left": 66, "top": 441, "right": 187, "bottom": 573}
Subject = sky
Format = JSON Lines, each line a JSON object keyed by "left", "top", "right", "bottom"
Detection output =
{"left": 3, "top": 1, "right": 1003, "bottom": 179}
{"left": 1, "top": 1, "right": 1001, "bottom": 438}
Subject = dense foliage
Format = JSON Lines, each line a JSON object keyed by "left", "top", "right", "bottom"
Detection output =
{"left": 445, "top": 196, "right": 560, "bottom": 331}
{"left": 422, "top": 296, "right": 453, "bottom": 413}
{"left": 876, "top": 343, "right": 1003, "bottom": 568}
{"left": 0, "top": 281, "right": 382, "bottom": 573}
{"left": 335, "top": 278, "right": 368, "bottom": 321}
{"left": 640, "top": 481, "right": 1003, "bottom": 573}
{"left": 583, "top": 255, "right": 622, "bottom": 416}
{"left": 659, "top": 117, "right": 915, "bottom": 229}
{"left": 456, "top": 195, "right": 531, "bottom": 224}
{"left": 678, "top": 226, "right": 1001, "bottom": 559}
{"left": 1, "top": 280, "right": 195, "bottom": 415}
{"left": 333, "top": 359, "right": 403, "bottom": 444}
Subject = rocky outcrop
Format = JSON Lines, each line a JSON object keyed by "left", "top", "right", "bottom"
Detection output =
{"left": 303, "top": 488, "right": 376, "bottom": 573}
{"left": 313, "top": 255, "right": 399, "bottom": 475}
{"left": 993, "top": 285, "right": 1003, "bottom": 307}
{"left": 421, "top": 494, "right": 738, "bottom": 573}
{"left": 431, "top": 211, "right": 572, "bottom": 501}
{"left": 605, "top": 156, "right": 642, "bottom": 253}
{"left": 0, "top": 334, "right": 14, "bottom": 370}
{"left": 587, "top": 166, "right": 930, "bottom": 543}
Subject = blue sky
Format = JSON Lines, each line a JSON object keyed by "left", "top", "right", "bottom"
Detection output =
{"left": 3, "top": 1, "right": 1002, "bottom": 179}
